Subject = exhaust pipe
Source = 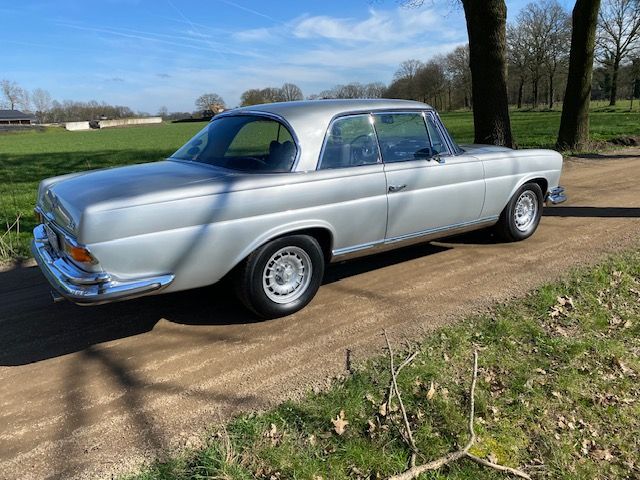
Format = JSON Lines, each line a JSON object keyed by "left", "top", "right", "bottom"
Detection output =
{"left": 50, "top": 290, "right": 66, "bottom": 303}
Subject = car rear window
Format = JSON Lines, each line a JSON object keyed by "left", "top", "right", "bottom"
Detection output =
{"left": 171, "top": 115, "right": 297, "bottom": 173}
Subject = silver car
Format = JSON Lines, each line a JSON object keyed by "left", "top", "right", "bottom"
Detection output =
{"left": 32, "top": 99, "right": 566, "bottom": 317}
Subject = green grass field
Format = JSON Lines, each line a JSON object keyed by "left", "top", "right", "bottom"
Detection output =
{"left": 1, "top": 106, "right": 640, "bottom": 259}
{"left": 126, "top": 251, "right": 640, "bottom": 480}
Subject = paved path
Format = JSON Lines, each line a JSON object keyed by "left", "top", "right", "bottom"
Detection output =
{"left": 1, "top": 150, "right": 639, "bottom": 479}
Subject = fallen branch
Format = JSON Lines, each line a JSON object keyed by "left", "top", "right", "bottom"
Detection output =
{"left": 384, "top": 330, "right": 419, "bottom": 467}
{"left": 384, "top": 333, "right": 531, "bottom": 480}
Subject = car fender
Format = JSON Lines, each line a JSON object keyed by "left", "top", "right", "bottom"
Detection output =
{"left": 229, "top": 219, "right": 336, "bottom": 270}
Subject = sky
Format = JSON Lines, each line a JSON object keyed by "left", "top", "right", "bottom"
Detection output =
{"left": 0, "top": 0, "right": 573, "bottom": 114}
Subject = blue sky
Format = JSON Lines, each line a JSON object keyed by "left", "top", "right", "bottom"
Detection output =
{"left": 1, "top": 0, "right": 573, "bottom": 113}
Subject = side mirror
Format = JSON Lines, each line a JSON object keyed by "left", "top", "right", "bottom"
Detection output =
{"left": 431, "top": 154, "right": 445, "bottom": 164}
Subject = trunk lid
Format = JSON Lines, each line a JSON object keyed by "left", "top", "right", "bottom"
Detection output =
{"left": 39, "top": 160, "right": 235, "bottom": 235}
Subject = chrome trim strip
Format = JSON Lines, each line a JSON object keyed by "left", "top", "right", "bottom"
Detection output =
{"left": 331, "top": 216, "right": 500, "bottom": 259}
{"left": 385, "top": 216, "right": 499, "bottom": 245}
{"left": 546, "top": 186, "right": 567, "bottom": 205}
{"left": 32, "top": 224, "right": 174, "bottom": 305}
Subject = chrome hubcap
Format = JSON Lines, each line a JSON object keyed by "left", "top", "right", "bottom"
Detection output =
{"left": 262, "top": 246, "right": 312, "bottom": 304}
{"left": 514, "top": 190, "right": 538, "bottom": 232}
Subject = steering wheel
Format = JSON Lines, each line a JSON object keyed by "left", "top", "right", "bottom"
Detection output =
{"left": 350, "top": 134, "right": 378, "bottom": 165}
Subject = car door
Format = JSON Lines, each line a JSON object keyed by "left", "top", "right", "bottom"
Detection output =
{"left": 314, "top": 113, "right": 389, "bottom": 255}
{"left": 375, "top": 111, "right": 486, "bottom": 241}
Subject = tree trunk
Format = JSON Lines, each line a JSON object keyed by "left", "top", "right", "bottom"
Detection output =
{"left": 548, "top": 73, "right": 555, "bottom": 110}
{"left": 557, "top": 0, "right": 601, "bottom": 151}
{"left": 609, "top": 56, "right": 620, "bottom": 106}
{"left": 461, "top": 0, "right": 514, "bottom": 147}
{"left": 532, "top": 77, "right": 539, "bottom": 109}
{"left": 517, "top": 77, "right": 524, "bottom": 109}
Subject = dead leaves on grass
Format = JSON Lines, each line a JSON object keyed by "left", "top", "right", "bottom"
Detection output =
{"left": 549, "top": 295, "right": 575, "bottom": 319}
{"left": 331, "top": 410, "right": 349, "bottom": 436}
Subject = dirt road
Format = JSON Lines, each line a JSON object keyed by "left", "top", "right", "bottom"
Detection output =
{"left": 1, "top": 150, "right": 639, "bottom": 480}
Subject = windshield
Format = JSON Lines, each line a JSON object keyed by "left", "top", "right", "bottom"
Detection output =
{"left": 171, "top": 115, "right": 297, "bottom": 173}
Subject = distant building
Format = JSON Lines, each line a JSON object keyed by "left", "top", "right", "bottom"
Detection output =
{"left": 0, "top": 109, "right": 36, "bottom": 125}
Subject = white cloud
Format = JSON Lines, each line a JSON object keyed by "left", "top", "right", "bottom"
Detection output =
{"left": 291, "top": 8, "right": 442, "bottom": 43}
{"left": 232, "top": 27, "right": 276, "bottom": 42}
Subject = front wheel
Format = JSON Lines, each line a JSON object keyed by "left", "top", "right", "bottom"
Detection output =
{"left": 495, "top": 182, "right": 544, "bottom": 242}
{"left": 234, "top": 235, "right": 325, "bottom": 318}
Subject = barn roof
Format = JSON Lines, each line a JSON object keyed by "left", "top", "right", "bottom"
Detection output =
{"left": 0, "top": 109, "right": 36, "bottom": 120}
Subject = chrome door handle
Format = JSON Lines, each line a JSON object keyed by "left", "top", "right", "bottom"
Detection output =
{"left": 388, "top": 184, "right": 407, "bottom": 193}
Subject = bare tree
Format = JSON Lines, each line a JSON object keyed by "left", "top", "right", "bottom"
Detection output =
{"left": 393, "top": 60, "right": 424, "bottom": 100}
{"left": 1, "top": 80, "right": 25, "bottom": 110}
{"left": 512, "top": 1, "right": 570, "bottom": 109}
{"left": 31, "top": 88, "right": 52, "bottom": 121}
{"left": 394, "top": 59, "right": 424, "bottom": 81}
{"left": 195, "top": 93, "right": 226, "bottom": 113}
{"left": 557, "top": 0, "right": 602, "bottom": 150}
{"left": 543, "top": 3, "right": 572, "bottom": 108}
{"left": 415, "top": 60, "right": 447, "bottom": 109}
{"left": 157, "top": 105, "right": 169, "bottom": 118}
{"left": 240, "top": 89, "right": 265, "bottom": 106}
{"left": 597, "top": 0, "right": 640, "bottom": 105}
{"left": 280, "top": 83, "right": 304, "bottom": 101}
{"left": 260, "top": 87, "right": 285, "bottom": 103}
{"left": 507, "top": 23, "right": 530, "bottom": 109}
{"left": 364, "top": 82, "right": 387, "bottom": 98}
{"left": 445, "top": 45, "right": 472, "bottom": 109}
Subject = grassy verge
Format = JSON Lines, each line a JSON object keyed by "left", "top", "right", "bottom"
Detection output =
{"left": 126, "top": 250, "right": 640, "bottom": 480}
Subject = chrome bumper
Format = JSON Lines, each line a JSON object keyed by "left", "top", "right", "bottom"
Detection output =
{"left": 32, "top": 224, "right": 174, "bottom": 305}
{"left": 546, "top": 186, "right": 567, "bottom": 205}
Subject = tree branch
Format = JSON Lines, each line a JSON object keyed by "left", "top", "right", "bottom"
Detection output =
{"left": 385, "top": 340, "right": 531, "bottom": 480}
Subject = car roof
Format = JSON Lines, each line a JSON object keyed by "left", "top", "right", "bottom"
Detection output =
{"left": 222, "top": 99, "right": 434, "bottom": 171}
{"left": 233, "top": 98, "right": 432, "bottom": 119}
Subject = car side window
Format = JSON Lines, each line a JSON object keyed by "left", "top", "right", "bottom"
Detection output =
{"left": 372, "top": 113, "right": 433, "bottom": 163}
{"left": 425, "top": 114, "right": 449, "bottom": 155}
{"left": 318, "top": 115, "right": 380, "bottom": 169}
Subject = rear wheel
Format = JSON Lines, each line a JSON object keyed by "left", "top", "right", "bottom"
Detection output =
{"left": 234, "top": 235, "right": 324, "bottom": 318}
{"left": 495, "top": 182, "right": 543, "bottom": 242}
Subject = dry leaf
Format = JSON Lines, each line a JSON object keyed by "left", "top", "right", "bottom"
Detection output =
{"left": 367, "top": 419, "right": 376, "bottom": 434}
{"left": 426, "top": 380, "right": 436, "bottom": 400}
{"left": 591, "top": 448, "right": 614, "bottom": 461}
{"left": 332, "top": 410, "right": 349, "bottom": 435}
{"left": 378, "top": 402, "right": 387, "bottom": 417}
{"left": 264, "top": 423, "right": 280, "bottom": 446}
{"left": 616, "top": 358, "right": 635, "bottom": 376}
{"left": 487, "top": 452, "right": 499, "bottom": 464}
{"left": 265, "top": 423, "right": 277, "bottom": 438}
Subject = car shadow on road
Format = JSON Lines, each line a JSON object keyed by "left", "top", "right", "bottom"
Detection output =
{"left": 543, "top": 206, "right": 640, "bottom": 218}
{"left": 0, "top": 241, "right": 453, "bottom": 367}
{"left": 569, "top": 152, "right": 640, "bottom": 160}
